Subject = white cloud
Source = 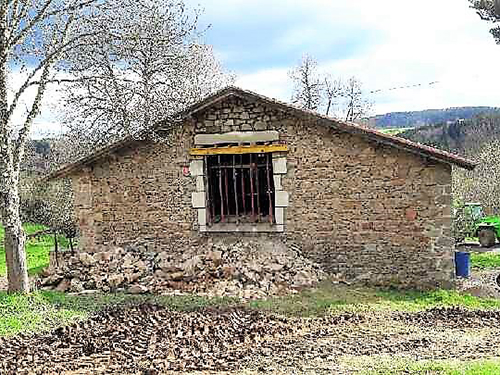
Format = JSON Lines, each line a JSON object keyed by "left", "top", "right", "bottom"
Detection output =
{"left": 210, "top": 0, "right": 500, "bottom": 114}
{"left": 236, "top": 68, "right": 291, "bottom": 101}
{"left": 8, "top": 69, "right": 65, "bottom": 139}
{"left": 12, "top": 0, "right": 500, "bottom": 134}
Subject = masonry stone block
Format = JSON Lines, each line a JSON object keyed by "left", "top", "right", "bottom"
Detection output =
{"left": 275, "top": 207, "right": 285, "bottom": 224}
{"left": 194, "top": 131, "right": 279, "bottom": 145}
{"left": 273, "top": 175, "right": 283, "bottom": 190}
{"left": 189, "top": 160, "right": 204, "bottom": 177}
{"left": 198, "top": 208, "right": 207, "bottom": 226}
{"left": 273, "top": 158, "right": 287, "bottom": 174}
{"left": 275, "top": 191, "right": 289, "bottom": 207}
{"left": 196, "top": 176, "right": 205, "bottom": 192}
{"left": 192, "top": 192, "right": 206, "bottom": 208}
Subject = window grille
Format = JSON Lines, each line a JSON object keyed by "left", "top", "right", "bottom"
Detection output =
{"left": 206, "top": 153, "right": 275, "bottom": 224}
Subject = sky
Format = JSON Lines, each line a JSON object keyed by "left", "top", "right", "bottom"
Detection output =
{"left": 29, "top": 0, "right": 500, "bottom": 136}
{"left": 185, "top": 0, "right": 500, "bottom": 115}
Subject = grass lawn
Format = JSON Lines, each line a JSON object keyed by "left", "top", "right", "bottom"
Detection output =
{"left": 0, "top": 224, "right": 68, "bottom": 276}
{"left": 0, "top": 291, "right": 238, "bottom": 337}
{"left": 379, "top": 127, "right": 413, "bottom": 136}
{"left": 471, "top": 252, "right": 500, "bottom": 270}
{"left": 249, "top": 282, "right": 500, "bottom": 316}
{"left": 1, "top": 282, "right": 500, "bottom": 337}
{"left": 343, "top": 356, "right": 500, "bottom": 375}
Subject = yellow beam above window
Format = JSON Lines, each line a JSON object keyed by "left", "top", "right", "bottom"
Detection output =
{"left": 190, "top": 144, "right": 288, "bottom": 156}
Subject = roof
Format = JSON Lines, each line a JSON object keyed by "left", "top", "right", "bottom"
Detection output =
{"left": 43, "top": 86, "right": 477, "bottom": 181}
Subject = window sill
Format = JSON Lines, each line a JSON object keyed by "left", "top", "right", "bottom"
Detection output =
{"left": 201, "top": 223, "right": 284, "bottom": 233}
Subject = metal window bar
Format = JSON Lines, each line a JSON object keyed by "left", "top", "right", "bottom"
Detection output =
{"left": 266, "top": 153, "right": 274, "bottom": 224}
{"left": 233, "top": 155, "right": 239, "bottom": 218}
{"left": 218, "top": 155, "right": 225, "bottom": 222}
{"left": 206, "top": 153, "right": 275, "bottom": 225}
{"left": 249, "top": 154, "right": 255, "bottom": 222}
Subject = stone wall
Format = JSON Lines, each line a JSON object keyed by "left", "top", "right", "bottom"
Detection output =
{"left": 283, "top": 121, "right": 454, "bottom": 289}
{"left": 71, "top": 127, "right": 199, "bottom": 256}
{"left": 69, "top": 94, "right": 454, "bottom": 289}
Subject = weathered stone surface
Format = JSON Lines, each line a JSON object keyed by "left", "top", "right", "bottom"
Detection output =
{"left": 108, "top": 274, "right": 124, "bottom": 288}
{"left": 70, "top": 278, "right": 84, "bottom": 292}
{"left": 128, "top": 284, "right": 148, "bottom": 294}
{"left": 191, "top": 192, "right": 206, "bottom": 208}
{"left": 40, "top": 239, "right": 326, "bottom": 299}
{"left": 78, "top": 253, "right": 96, "bottom": 266}
{"left": 68, "top": 94, "right": 454, "bottom": 289}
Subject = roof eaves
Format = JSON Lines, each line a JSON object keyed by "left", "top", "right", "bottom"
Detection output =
{"left": 42, "top": 86, "right": 477, "bottom": 181}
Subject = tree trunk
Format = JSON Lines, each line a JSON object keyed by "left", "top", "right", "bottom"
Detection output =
{"left": 3, "top": 185, "right": 29, "bottom": 293}
{"left": 4, "top": 222, "right": 29, "bottom": 293}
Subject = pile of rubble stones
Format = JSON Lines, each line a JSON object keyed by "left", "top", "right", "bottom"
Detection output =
{"left": 40, "top": 239, "right": 326, "bottom": 298}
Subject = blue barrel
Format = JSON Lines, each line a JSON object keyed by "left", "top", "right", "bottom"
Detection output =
{"left": 455, "top": 251, "right": 470, "bottom": 278}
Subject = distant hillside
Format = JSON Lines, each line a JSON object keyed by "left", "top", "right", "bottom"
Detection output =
{"left": 398, "top": 114, "right": 500, "bottom": 155}
{"left": 371, "top": 107, "right": 500, "bottom": 129}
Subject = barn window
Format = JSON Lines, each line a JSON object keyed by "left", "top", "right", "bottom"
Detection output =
{"left": 205, "top": 153, "right": 275, "bottom": 224}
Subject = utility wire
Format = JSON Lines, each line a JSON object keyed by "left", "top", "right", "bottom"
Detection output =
{"left": 368, "top": 81, "right": 440, "bottom": 95}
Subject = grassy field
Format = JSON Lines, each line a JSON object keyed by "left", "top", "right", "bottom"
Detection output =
{"left": 379, "top": 127, "right": 413, "bottom": 135}
{"left": 0, "top": 290, "right": 238, "bottom": 337}
{"left": 2, "top": 282, "right": 500, "bottom": 337}
{"left": 0, "top": 224, "right": 68, "bottom": 276}
{"left": 471, "top": 252, "right": 500, "bottom": 270}
{"left": 249, "top": 282, "right": 500, "bottom": 316}
{"left": 343, "top": 356, "right": 500, "bottom": 375}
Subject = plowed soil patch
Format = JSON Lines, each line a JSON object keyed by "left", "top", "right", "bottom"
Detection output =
{"left": 395, "top": 306, "right": 500, "bottom": 328}
{"left": 2, "top": 305, "right": 500, "bottom": 374}
{"left": 0, "top": 304, "right": 363, "bottom": 374}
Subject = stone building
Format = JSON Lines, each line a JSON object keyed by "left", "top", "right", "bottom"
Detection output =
{"left": 45, "top": 87, "right": 476, "bottom": 288}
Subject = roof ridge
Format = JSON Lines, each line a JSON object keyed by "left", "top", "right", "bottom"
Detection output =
{"left": 43, "top": 86, "right": 476, "bottom": 181}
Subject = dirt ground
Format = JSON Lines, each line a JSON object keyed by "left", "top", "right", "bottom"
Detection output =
{"left": 2, "top": 303, "right": 500, "bottom": 375}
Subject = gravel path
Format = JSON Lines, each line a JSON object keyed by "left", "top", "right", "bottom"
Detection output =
{"left": 2, "top": 304, "right": 500, "bottom": 374}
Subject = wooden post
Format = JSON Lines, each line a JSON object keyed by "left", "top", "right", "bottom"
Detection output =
{"left": 54, "top": 232, "right": 59, "bottom": 267}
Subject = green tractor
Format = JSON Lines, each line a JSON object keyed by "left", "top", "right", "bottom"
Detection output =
{"left": 460, "top": 203, "right": 500, "bottom": 248}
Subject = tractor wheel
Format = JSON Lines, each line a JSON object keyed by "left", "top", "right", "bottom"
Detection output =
{"left": 478, "top": 228, "right": 497, "bottom": 248}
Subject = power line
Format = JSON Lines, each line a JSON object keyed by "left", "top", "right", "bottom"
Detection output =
{"left": 368, "top": 81, "right": 440, "bottom": 95}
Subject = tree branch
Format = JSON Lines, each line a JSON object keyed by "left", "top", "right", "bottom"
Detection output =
{"left": 7, "top": 0, "right": 98, "bottom": 49}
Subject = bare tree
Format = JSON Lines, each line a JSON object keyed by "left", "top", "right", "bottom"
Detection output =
{"left": 323, "top": 75, "right": 343, "bottom": 117}
{"left": 343, "top": 77, "right": 372, "bottom": 122}
{"left": 60, "top": 0, "right": 235, "bottom": 149}
{"left": 0, "top": 0, "right": 102, "bottom": 292}
{"left": 288, "top": 55, "right": 372, "bottom": 121}
{"left": 289, "top": 54, "right": 323, "bottom": 111}
{"left": 323, "top": 75, "right": 344, "bottom": 116}
{"left": 453, "top": 139, "right": 500, "bottom": 215}
{"left": 470, "top": 0, "right": 500, "bottom": 42}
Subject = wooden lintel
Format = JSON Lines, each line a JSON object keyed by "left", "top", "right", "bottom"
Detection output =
{"left": 190, "top": 144, "right": 288, "bottom": 156}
